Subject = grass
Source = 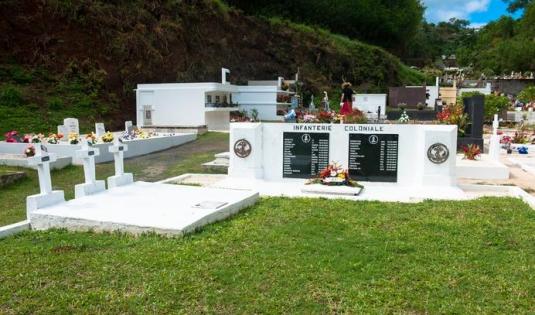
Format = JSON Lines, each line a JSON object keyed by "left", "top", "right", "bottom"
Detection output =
{"left": 0, "top": 132, "right": 228, "bottom": 226}
{"left": 0, "top": 197, "right": 534, "bottom": 313}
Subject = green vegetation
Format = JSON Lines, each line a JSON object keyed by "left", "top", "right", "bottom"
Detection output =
{"left": 518, "top": 86, "right": 535, "bottom": 103}
{"left": 0, "top": 0, "right": 426, "bottom": 134}
{"left": 461, "top": 92, "right": 510, "bottom": 121}
{"left": 0, "top": 132, "right": 228, "bottom": 226}
{"left": 225, "top": 0, "right": 424, "bottom": 52}
{"left": 1, "top": 197, "right": 534, "bottom": 313}
{"left": 0, "top": 63, "right": 119, "bottom": 135}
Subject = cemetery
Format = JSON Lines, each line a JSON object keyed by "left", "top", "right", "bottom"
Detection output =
{"left": 0, "top": 118, "right": 197, "bottom": 166}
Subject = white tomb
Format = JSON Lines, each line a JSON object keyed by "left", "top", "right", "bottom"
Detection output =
{"left": 74, "top": 141, "right": 106, "bottom": 198}
{"left": 107, "top": 138, "right": 134, "bottom": 188}
{"left": 229, "top": 123, "right": 458, "bottom": 187}
{"left": 26, "top": 145, "right": 65, "bottom": 217}
{"left": 354, "top": 94, "right": 387, "bottom": 118}
{"left": 135, "top": 68, "right": 294, "bottom": 131}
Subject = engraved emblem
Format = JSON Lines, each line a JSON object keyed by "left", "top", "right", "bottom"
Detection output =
{"left": 234, "top": 139, "right": 252, "bottom": 158}
{"left": 427, "top": 143, "right": 449, "bottom": 164}
{"left": 368, "top": 135, "right": 379, "bottom": 145}
{"left": 301, "top": 134, "right": 311, "bottom": 144}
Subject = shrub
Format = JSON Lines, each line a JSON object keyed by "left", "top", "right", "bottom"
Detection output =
{"left": 47, "top": 97, "right": 65, "bottom": 111}
{"left": 484, "top": 94, "right": 510, "bottom": 120}
{"left": 518, "top": 86, "right": 535, "bottom": 103}
{"left": 0, "top": 85, "right": 24, "bottom": 107}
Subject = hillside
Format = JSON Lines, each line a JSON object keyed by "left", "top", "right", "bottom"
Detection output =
{"left": 0, "top": 0, "right": 425, "bottom": 135}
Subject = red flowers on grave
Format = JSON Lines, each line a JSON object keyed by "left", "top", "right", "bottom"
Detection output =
{"left": 462, "top": 144, "right": 481, "bottom": 160}
{"left": 307, "top": 162, "right": 362, "bottom": 188}
{"left": 24, "top": 145, "right": 35, "bottom": 157}
{"left": 4, "top": 130, "right": 19, "bottom": 143}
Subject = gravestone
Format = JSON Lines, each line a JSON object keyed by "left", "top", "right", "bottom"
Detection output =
{"left": 26, "top": 145, "right": 65, "bottom": 216}
{"left": 348, "top": 134, "right": 398, "bottom": 182}
{"left": 74, "top": 141, "right": 106, "bottom": 198}
{"left": 282, "top": 132, "right": 329, "bottom": 178}
{"left": 57, "top": 125, "right": 68, "bottom": 138}
{"left": 64, "top": 118, "right": 79, "bottom": 135}
{"left": 458, "top": 95, "right": 484, "bottom": 149}
{"left": 125, "top": 121, "right": 133, "bottom": 134}
{"left": 95, "top": 123, "right": 106, "bottom": 138}
{"left": 107, "top": 138, "right": 134, "bottom": 188}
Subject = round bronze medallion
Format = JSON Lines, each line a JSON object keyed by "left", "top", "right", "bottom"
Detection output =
{"left": 427, "top": 143, "right": 449, "bottom": 164}
{"left": 234, "top": 139, "right": 252, "bottom": 158}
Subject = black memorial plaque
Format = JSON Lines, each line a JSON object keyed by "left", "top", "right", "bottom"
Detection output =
{"left": 348, "top": 134, "right": 399, "bottom": 182}
{"left": 283, "top": 132, "right": 329, "bottom": 178}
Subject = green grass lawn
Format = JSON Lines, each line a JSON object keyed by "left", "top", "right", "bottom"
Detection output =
{"left": 0, "top": 197, "right": 534, "bottom": 313}
{"left": 0, "top": 132, "right": 228, "bottom": 226}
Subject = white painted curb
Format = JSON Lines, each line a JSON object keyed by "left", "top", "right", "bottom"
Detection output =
{"left": 0, "top": 220, "right": 31, "bottom": 239}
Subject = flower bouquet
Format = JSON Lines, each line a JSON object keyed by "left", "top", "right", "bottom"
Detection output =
{"left": 307, "top": 163, "right": 363, "bottom": 188}
{"left": 24, "top": 145, "right": 35, "bottom": 157}
{"left": 4, "top": 130, "right": 19, "bottom": 143}
{"left": 32, "top": 133, "right": 44, "bottom": 143}
{"left": 462, "top": 144, "right": 481, "bottom": 160}
{"left": 47, "top": 133, "right": 59, "bottom": 144}
{"left": 86, "top": 132, "right": 97, "bottom": 145}
{"left": 101, "top": 131, "right": 114, "bottom": 143}
{"left": 398, "top": 110, "right": 410, "bottom": 124}
{"left": 68, "top": 132, "right": 79, "bottom": 145}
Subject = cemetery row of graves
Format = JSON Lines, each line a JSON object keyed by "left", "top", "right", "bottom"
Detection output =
{"left": 1, "top": 73, "right": 535, "bottom": 312}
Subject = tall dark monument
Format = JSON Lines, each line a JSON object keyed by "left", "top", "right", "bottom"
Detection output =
{"left": 458, "top": 95, "right": 484, "bottom": 149}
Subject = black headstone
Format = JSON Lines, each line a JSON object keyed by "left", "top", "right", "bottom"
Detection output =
{"left": 460, "top": 95, "right": 485, "bottom": 149}
{"left": 283, "top": 132, "right": 329, "bottom": 178}
{"left": 348, "top": 134, "right": 399, "bottom": 182}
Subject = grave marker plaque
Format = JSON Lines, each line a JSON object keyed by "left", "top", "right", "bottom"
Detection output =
{"left": 348, "top": 134, "right": 398, "bottom": 182}
{"left": 283, "top": 132, "right": 329, "bottom": 178}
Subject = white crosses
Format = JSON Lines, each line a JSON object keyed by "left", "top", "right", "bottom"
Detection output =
{"left": 77, "top": 141, "right": 99, "bottom": 184}
{"left": 110, "top": 138, "right": 126, "bottom": 176}
{"left": 107, "top": 137, "right": 134, "bottom": 188}
{"left": 489, "top": 114, "right": 501, "bottom": 161}
{"left": 74, "top": 141, "right": 106, "bottom": 198}
{"left": 26, "top": 145, "right": 65, "bottom": 216}
{"left": 27, "top": 145, "right": 56, "bottom": 195}
{"left": 492, "top": 114, "right": 499, "bottom": 136}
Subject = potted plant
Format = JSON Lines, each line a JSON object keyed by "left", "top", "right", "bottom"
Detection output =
{"left": 417, "top": 102, "right": 425, "bottom": 111}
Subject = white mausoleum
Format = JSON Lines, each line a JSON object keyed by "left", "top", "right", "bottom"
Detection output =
{"left": 135, "top": 69, "right": 293, "bottom": 131}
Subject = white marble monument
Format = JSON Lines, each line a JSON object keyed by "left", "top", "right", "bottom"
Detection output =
{"left": 64, "top": 118, "right": 80, "bottom": 135}
{"left": 26, "top": 145, "right": 65, "bottom": 216}
{"left": 74, "top": 140, "right": 106, "bottom": 198}
{"left": 107, "top": 138, "right": 134, "bottom": 188}
{"left": 95, "top": 123, "right": 106, "bottom": 138}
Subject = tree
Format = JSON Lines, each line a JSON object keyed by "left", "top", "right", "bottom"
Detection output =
{"left": 518, "top": 86, "right": 535, "bottom": 103}
{"left": 224, "top": 0, "right": 424, "bottom": 52}
{"left": 503, "top": 0, "right": 533, "bottom": 12}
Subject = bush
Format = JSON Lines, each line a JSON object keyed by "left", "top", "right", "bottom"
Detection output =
{"left": 0, "top": 85, "right": 24, "bottom": 107}
{"left": 518, "top": 86, "right": 535, "bottom": 103}
{"left": 47, "top": 97, "right": 65, "bottom": 111}
{"left": 484, "top": 94, "right": 510, "bottom": 120}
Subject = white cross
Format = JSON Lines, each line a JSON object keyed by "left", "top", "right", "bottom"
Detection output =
{"left": 27, "top": 145, "right": 57, "bottom": 195}
{"left": 75, "top": 140, "right": 100, "bottom": 184}
{"left": 109, "top": 137, "right": 128, "bottom": 176}
{"left": 492, "top": 114, "right": 499, "bottom": 136}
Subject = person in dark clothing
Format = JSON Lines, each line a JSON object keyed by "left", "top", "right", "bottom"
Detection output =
{"left": 340, "top": 82, "right": 354, "bottom": 115}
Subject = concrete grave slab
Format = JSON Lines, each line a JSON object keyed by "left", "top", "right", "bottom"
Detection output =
{"left": 30, "top": 182, "right": 259, "bottom": 236}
